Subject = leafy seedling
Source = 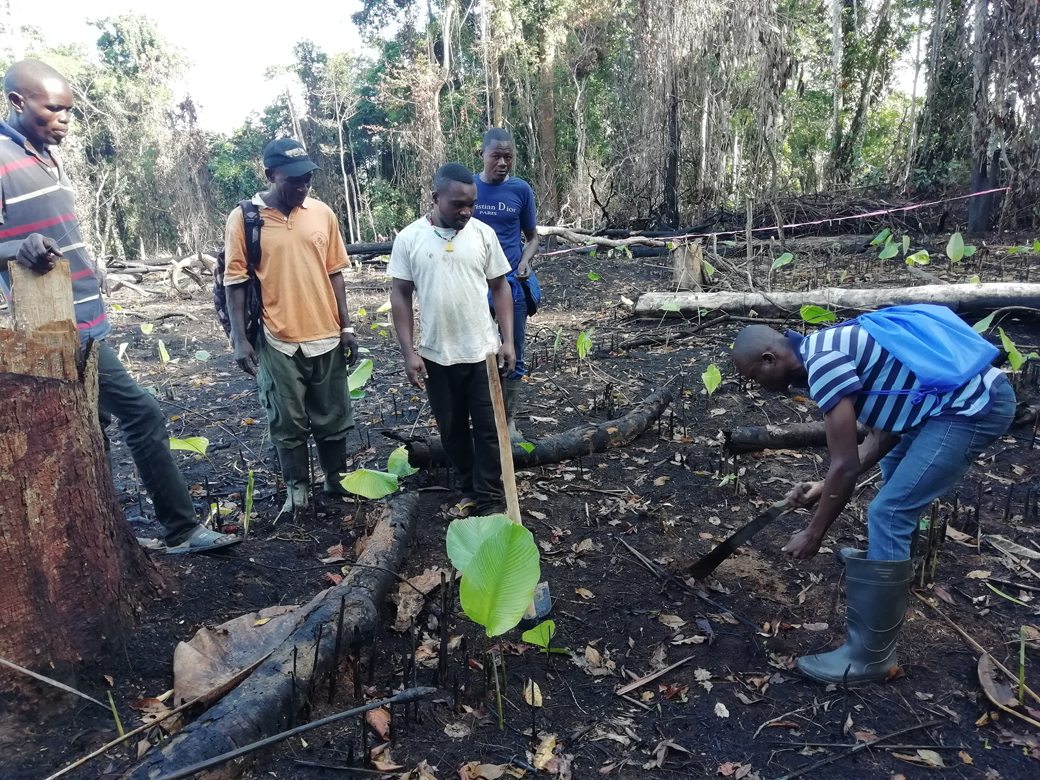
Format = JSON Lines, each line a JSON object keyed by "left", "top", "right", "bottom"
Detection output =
{"left": 659, "top": 302, "right": 681, "bottom": 312}
{"left": 998, "top": 328, "right": 1037, "bottom": 372}
{"left": 387, "top": 446, "right": 419, "bottom": 478}
{"left": 800, "top": 305, "right": 836, "bottom": 324}
{"left": 588, "top": 272, "right": 600, "bottom": 281}
{"left": 348, "top": 358, "right": 373, "bottom": 399}
{"left": 973, "top": 313, "right": 995, "bottom": 334}
{"left": 140, "top": 323, "right": 154, "bottom": 335}
{"left": 576, "top": 329, "right": 594, "bottom": 360}
{"left": 243, "top": 470, "right": 254, "bottom": 539}
{"left": 518, "top": 442, "right": 535, "bottom": 453}
{"left": 905, "top": 250, "right": 930, "bottom": 266}
{"left": 902, "top": 235, "right": 911, "bottom": 255}
{"left": 771, "top": 252, "right": 794, "bottom": 270}
{"left": 552, "top": 327, "right": 563, "bottom": 356}
{"left": 946, "top": 232, "right": 977, "bottom": 263}
{"left": 878, "top": 240, "right": 899, "bottom": 260}
{"left": 446, "top": 515, "right": 514, "bottom": 573}
{"left": 377, "top": 300, "right": 392, "bottom": 313}
{"left": 703, "top": 260, "right": 716, "bottom": 278}
{"left": 357, "top": 307, "right": 367, "bottom": 317}
{"left": 194, "top": 350, "right": 210, "bottom": 361}
{"left": 870, "top": 228, "right": 891, "bottom": 246}
{"left": 157, "top": 340, "right": 170, "bottom": 366}
{"left": 522, "top": 620, "right": 567, "bottom": 654}
{"left": 702, "top": 365, "right": 722, "bottom": 396}
{"left": 170, "top": 437, "right": 209, "bottom": 456}
{"left": 340, "top": 468, "right": 399, "bottom": 499}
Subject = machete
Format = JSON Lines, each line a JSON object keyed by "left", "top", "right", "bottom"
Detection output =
{"left": 686, "top": 499, "right": 792, "bottom": 580}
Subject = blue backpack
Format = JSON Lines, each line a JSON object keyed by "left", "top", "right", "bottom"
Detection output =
{"left": 844, "top": 304, "right": 998, "bottom": 404}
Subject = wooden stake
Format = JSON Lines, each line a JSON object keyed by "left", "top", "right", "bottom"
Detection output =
{"left": 485, "top": 353, "right": 521, "bottom": 524}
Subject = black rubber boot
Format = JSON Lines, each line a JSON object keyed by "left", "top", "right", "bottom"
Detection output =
{"left": 797, "top": 554, "right": 912, "bottom": 685}
{"left": 276, "top": 445, "right": 310, "bottom": 519}
{"left": 503, "top": 379, "right": 525, "bottom": 442}
{"left": 316, "top": 438, "right": 351, "bottom": 496}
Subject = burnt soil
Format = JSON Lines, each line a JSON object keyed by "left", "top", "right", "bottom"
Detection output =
{"left": 3, "top": 232, "right": 1040, "bottom": 780}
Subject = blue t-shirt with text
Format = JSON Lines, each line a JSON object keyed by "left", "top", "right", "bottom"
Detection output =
{"left": 473, "top": 175, "right": 537, "bottom": 271}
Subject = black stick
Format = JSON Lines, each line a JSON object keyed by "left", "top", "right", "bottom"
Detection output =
{"left": 330, "top": 596, "right": 346, "bottom": 703}
{"left": 438, "top": 571, "right": 449, "bottom": 686}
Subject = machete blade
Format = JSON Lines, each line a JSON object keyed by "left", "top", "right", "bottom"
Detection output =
{"left": 686, "top": 499, "right": 791, "bottom": 581}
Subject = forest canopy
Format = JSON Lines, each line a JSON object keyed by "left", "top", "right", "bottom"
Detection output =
{"left": 3, "top": 0, "right": 1037, "bottom": 261}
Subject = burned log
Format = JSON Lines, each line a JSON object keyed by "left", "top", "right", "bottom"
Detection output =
{"left": 635, "top": 283, "right": 1040, "bottom": 318}
{"left": 125, "top": 493, "right": 420, "bottom": 780}
{"left": 725, "top": 422, "right": 868, "bottom": 454}
{"left": 397, "top": 387, "right": 673, "bottom": 469}
{"left": 0, "top": 263, "right": 160, "bottom": 711}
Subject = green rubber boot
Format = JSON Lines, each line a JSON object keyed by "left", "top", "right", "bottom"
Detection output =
{"left": 316, "top": 438, "right": 351, "bottom": 496}
{"left": 276, "top": 445, "right": 310, "bottom": 520}
{"left": 503, "top": 379, "right": 525, "bottom": 443}
{"left": 797, "top": 553, "right": 912, "bottom": 685}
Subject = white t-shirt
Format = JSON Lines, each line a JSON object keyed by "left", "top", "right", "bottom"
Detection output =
{"left": 388, "top": 216, "right": 512, "bottom": 365}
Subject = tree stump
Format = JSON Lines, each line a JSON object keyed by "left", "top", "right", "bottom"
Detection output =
{"left": 671, "top": 242, "right": 704, "bottom": 291}
{"left": 0, "top": 261, "right": 160, "bottom": 713}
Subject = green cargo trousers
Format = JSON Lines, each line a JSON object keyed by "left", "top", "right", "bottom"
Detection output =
{"left": 256, "top": 337, "right": 355, "bottom": 450}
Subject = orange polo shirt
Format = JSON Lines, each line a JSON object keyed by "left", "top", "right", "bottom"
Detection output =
{"left": 223, "top": 194, "right": 350, "bottom": 342}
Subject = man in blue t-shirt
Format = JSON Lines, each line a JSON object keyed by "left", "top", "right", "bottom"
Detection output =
{"left": 473, "top": 128, "right": 539, "bottom": 441}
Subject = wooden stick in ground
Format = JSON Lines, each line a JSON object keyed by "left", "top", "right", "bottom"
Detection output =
{"left": 41, "top": 694, "right": 207, "bottom": 780}
{"left": 0, "top": 657, "right": 108, "bottom": 710}
{"left": 485, "top": 352, "right": 521, "bottom": 524}
{"left": 615, "top": 655, "right": 696, "bottom": 696}
{"left": 911, "top": 590, "right": 1040, "bottom": 705}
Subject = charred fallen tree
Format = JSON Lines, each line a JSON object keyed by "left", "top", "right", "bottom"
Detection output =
{"left": 391, "top": 387, "right": 673, "bottom": 470}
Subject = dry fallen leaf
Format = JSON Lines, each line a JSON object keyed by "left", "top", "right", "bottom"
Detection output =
{"left": 958, "top": 750, "right": 974, "bottom": 765}
{"left": 366, "top": 707, "right": 391, "bottom": 740}
{"left": 801, "top": 622, "right": 829, "bottom": 631}
{"left": 533, "top": 733, "right": 558, "bottom": 771}
{"left": 459, "top": 762, "right": 508, "bottom": 780}
{"left": 575, "top": 588, "right": 595, "bottom": 600}
{"left": 524, "top": 679, "right": 543, "bottom": 707}
{"left": 443, "top": 721, "right": 471, "bottom": 739}
{"left": 585, "top": 644, "right": 602, "bottom": 666}
{"left": 653, "top": 476, "right": 670, "bottom": 486}
{"left": 714, "top": 702, "right": 730, "bottom": 718}
{"left": 659, "top": 614, "right": 686, "bottom": 630}
{"left": 966, "top": 570, "right": 991, "bottom": 579}
{"left": 321, "top": 544, "right": 349, "bottom": 564}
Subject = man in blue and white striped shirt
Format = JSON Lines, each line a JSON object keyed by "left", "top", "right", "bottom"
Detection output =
{"left": 733, "top": 314, "right": 1015, "bottom": 685}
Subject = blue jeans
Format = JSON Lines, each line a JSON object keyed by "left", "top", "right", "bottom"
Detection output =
{"left": 868, "top": 380, "right": 1016, "bottom": 561}
{"left": 508, "top": 295, "right": 527, "bottom": 380}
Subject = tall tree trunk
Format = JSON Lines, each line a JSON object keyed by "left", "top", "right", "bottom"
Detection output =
{"left": 901, "top": 0, "right": 927, "bottom": 187}
{"left": 837, "top": 0, "right": 894, "bottom": 172}
{"left": 662, "top": 69, "right": 680, "bottom": 228}
{"left": 828, "top": 0, "right": 844, "bottom": 183}
{"left": 968, "top": 0, "right": 996, "bottom": 233}
{"left": 0, "top": 262, "right": 159, "bottom": 712}
{"left": 537, "top": 25, "right": 559, "bottom": 223}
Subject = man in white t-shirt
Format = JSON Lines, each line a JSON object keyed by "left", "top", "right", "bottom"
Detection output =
{"left": 389, "top": 162, "right": 516, "bottom": 516}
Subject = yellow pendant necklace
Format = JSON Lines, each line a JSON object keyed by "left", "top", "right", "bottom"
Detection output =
{"left": 428, "top": 217, "right": 457, "bottom": 252}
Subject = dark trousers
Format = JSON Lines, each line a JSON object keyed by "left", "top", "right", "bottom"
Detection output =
{"left": 424, "top": 358, "right": 504, "bottom": 515}
{"left": 97, "top": 340, "right": 197, "bottom": 545}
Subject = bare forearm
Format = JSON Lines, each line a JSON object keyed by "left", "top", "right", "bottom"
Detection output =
{"left": 805, "top": 464, "right": 859, "bottom": 539}
{"left": 857, "top": 429, "right": 900, "bottom": 473}
{"left": 490, "top": 279, "right": 514, "bottom": 344}
{"left": 228, "top": 284, "right": 250, "bottom": 345}
{"left": 330, "top": 273, "right": 351, "bottom": 329}
{"left": 520, "top": 237, "right": 539, "bottom": 265}
{"left": 390, "top": 289, "right": 416, "bottom": 353}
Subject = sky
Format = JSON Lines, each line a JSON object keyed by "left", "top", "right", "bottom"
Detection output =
{"left": 10, "top": 0, "right": 367, "bottom": 134}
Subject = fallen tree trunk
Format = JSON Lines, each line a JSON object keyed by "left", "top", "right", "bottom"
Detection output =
{"left": 126, "top": 493, "right": 420, "bottom": 780}
{"left": 635, "top": 283, "right": 1040, "bottom": 318}
{"left": 725, "top": 422, "right": 868, "bottom": 454}
{"left": 396, "top": 387, "right": 673, "bottom": 469}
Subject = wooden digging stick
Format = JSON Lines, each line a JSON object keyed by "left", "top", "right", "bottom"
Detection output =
{"left": 485, "top": 352, "right": 521, "bottom": 524}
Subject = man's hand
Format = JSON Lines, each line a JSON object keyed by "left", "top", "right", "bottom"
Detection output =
{"left": 404, "top": 352, "right": 427, "bottom": 389}
{"left": 782, "top": 527, "right": 823, "bottom": 559}
{"left": 234, "top": 340, "right": 259, "bottom": 377}
{"left": 17, "top": 233, "right": 62, "bottom": 273}
{"left": 516, "top": 258, "right": 533, "bottom": 280}
{"left": 785, "top": 480, "right": 825, "bottom": 509}
{"left": 497, "top": 342, "right": 516, "bottom": 376}
{"left": 340, "top": 331, "right": 359, "bottom": 367}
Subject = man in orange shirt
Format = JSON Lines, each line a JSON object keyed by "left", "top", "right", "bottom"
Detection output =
{"left": 225, "top": 139, "right": 359, "bottom": 519}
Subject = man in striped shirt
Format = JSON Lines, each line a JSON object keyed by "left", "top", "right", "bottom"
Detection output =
{"left": 0, "top": 59, "right": 238, "bottom": 554}
{"left": 733, "top": 315, "right": 1014, "bottom": 684}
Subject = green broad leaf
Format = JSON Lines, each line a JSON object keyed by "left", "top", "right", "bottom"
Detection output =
{"left": 522, "top": 619, "right": 556, "bottom": 649}
{"left": 588, "top": 272, "right": 600, "bottom": 281}
{"left": 1034, "top": 239, "right": 1040, "bottom": 253}
{"left": 458, "top": 523, "right": 540, "bottom": 637}
{"left": 140, "top": 323, "right": 154, "bottom": 335}
{"left": 376, "top": 300, "right": 392, "bottom": 313}
{"left": 146, "top": 386, "right": 158, "bottom": 396}
{"left": 589, "top": 249, "right": 597, "bottom": 258}
{"left": 701, "top": 364, "right": 722, "bottom": 396}
{"left": 800, "top": 305, "right": 836, "bottom": 324}
{"left": 111, "top": 303, "right": 123, "bottom": 311}
{"left": 1007, "top": 246, "right": 1023, "bottom": 255}
{"left": 349, "top": 389, "right": 366, "bottom": 400}
{"left": 721, "top": 240, "right": 737, "bottom": 247}
{"left": 348, "top": 359, "right": 373, "bottom": 392}
{"left": 962, "top": 245, "right": 977, "bottom": 257}
{"left": 170, "top": 436, "right": 209, "bottom": 456}
{"left": 870, "top": 228, "right": 891, "bottom": 246}
{"left": 357, "top": 347, "right": 371, "bottom": 354}
{"left": 878, "top": 241, "right": 899, "bottom": 259}
{"left": 771, "top": 252, "right": 794, "bottom": 270}
{"left": 946, "top": 232, "right": 965, "bottom": 263}
{"left": 667, "top": 242, "right": 675, "bottom": 250}
{"left": 194, "top": 350, "right": 210, "bottom": 361}
{"left": 703, "top": 260, "right": 716, "bottom": 278}
{"left": 552, "top": 327, "right": 563, "bottom": 355}
{"left": 446, "top": 514, "right": 514, "bottom": 573}
{"left": 967, "top": 275, "right": 981, "bottom": 284}
{"left": 157, "top": 340, "right": 170, "bottom": 365}
{"left": 972, "top": 313, "right": 995, "bottom": 333}
{"left": 357, "top": 307, "right": 367, "bottom": 317}
{"left": 659, "top": 302, "right": 681, "bottom": 312}
{"left": 340, "top": 469, "right": 399, "bottom": 499}
{"left": 622, "top": 245, "right": 633, "bottom": 258}
{"left": 518, "top": 442, "right": 535, "bottom": 453}
{"left": 901, "top": 235, "right": 910, "bottom": 255}
{"left": 370, "top": 323, "right": 382, "bottom": 330}
{"left": 998, "top": 328, "right": 1026, "bottom": 371}
{"left": 905, "top": 250, "right": 930, "bottom": 266}
{"left": 387, "top": 446, "right": 419, "bottom": 478}
{"left": 576, "top": 329, "right": 594, "bottom": 360}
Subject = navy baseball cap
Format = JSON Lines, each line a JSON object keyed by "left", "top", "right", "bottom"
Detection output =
{"left": 263, "top": 138, "right": 320, "bottom": 177}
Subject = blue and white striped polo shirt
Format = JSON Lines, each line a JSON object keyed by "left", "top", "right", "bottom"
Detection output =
{"left": 790, "top": 324, "right": 1007, "bottom": 433}
{"left": 0, "top": 120, "right": 109, "bottom": 343}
